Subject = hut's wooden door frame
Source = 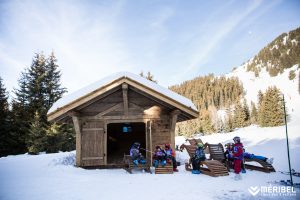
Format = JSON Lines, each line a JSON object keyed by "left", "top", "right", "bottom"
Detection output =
{"left": 104, "top": 119, "right": 151, "bottom": 165}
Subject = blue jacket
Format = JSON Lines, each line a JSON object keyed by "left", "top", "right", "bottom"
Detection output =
{"left": 130, "top": 147, "right": 140, "bottom": 158}
{"left": 194, "top": 147, "right": 206, "bottom": 160}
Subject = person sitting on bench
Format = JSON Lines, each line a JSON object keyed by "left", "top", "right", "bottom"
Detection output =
{"left": 225, "top": 142, "right": 274, "bottom": 164}
{"left": 130, "top": 142, "right": 146, "bottom": 166}
{"left": 191, "top": 143, "right": 206, "bottom": 174}
{"left": 153, "top": 145, "right": 166, "bottom": 168}
{"left": 164, "top": 143, "right": 178, "bottom": 172}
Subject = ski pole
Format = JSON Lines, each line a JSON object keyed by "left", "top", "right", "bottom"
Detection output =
{"left": 140, "top": 147, "right": 155, "bottom": 154}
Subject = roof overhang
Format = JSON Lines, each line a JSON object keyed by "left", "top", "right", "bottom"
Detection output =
{"left": 48, "top": 75, "right": 198, "bottom": 122}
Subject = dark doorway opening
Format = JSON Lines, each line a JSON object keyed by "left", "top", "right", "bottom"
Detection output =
{"left": 107, "top": 122, "right": 146, "bottom": 165}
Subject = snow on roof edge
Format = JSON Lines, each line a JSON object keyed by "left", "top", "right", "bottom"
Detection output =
{"left": 48, "top": 71, "right": 198, "bottom": 115}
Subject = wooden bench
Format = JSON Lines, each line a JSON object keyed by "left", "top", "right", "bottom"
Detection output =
{"left": 205, "top": 143, "right": 230, "bottom": 171}
{"left": 154, "top": 162, "right": 173, "bottom": 174}
{"left": 123, "top": 154, "right": 151, "bottom": 174}
{"left": 206, "top": 143, "right": 275, "bottom": 173}
{"left": 180, "top": 144, "right": 229, "bottom": 177}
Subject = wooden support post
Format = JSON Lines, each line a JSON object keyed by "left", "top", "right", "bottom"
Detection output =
{"left": 122, "top": 83, "right": 128, "bottom": 116}
{"left": 170, "top": 110, "right": 180, "bottom": 149}
{"left": 72, "top": 115, "right": 82, "bottom": 167}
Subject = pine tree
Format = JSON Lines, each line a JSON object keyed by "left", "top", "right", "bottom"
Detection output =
{"left": 257, "top": 91, "right": 266, "bottom": 126}
{"left": 45, "top": 123, "right": 75, "bottom": 153}
{"left": 0, "top": 77, "right": 11, "bottom": 156}
{"left": 27, "top": 53, "right": 48, "bottom": 122}
{"left": 263, "top": 87, "right": 285, "bottom": 126}
{"left": 243, "top": 99, "right": 250, "bottom": 126}
{"left": 60, "top": 123, "right": 76, "bottom": 152}
{"left": 258, "top": 90, "right": 264, "bottom": 105}
{"left": 257, "top": 87, "right": 285, "bottom": 127}
{"left": 288, "top": 70, "right": 296, "bottom": 80}
{"left": 250, "top": 101, "right": 258, "bottom": 124}
{"left": 233, "top": 101, "right": 246, "bottom": 128}
{"left": 12, "top": 52, "right": 70, "bottom": 154}
{"left": 27, "top": 111, "right": 47, "bottom": 154}
{"left": 45, "top": 52, "right": 67, "bottom": 110}
{"left": 11, "top": 71, "right": 31, "bottom": 154}
{"left": 200, "top": 110, "right": 215, "bottom": 134}
{"left": 224, "top": 110, "right": 234, "bottom": 132}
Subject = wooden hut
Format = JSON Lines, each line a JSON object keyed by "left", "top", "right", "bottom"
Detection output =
{"left": 47, "top": 72, "right": 198, "bottom": 168}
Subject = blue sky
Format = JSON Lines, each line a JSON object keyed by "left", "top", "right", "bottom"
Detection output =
{"left": 0, "top": 0, "right": 299, "bottom": 95}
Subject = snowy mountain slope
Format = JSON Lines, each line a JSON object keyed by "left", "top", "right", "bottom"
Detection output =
{"left": 226, "top": 63, "right": 300, "bottom": 124}
{"left": 224, "top": 27, "right": 300, "bottom": 125}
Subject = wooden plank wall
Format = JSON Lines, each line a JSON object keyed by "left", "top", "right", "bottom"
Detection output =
{"left": 76, "top": 86, "right": 176, "bottom": 167}
{"left": 81, "top": 120, "right": 105, "bottom": 166}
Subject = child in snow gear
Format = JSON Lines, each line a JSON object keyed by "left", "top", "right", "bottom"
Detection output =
{"left": 153, "top": 146, "right": 166, "bottom": 167}
{"left": 130, "top": 142, "right": 146, "bottom": 165}
{"left": 233, "top": 136, "right": 243, "bottom": 180}
{"left": 164, "top": 143, "right": 178, "bottom": 172}
{"left": 225, "top": 143, "right": 245, "bottom": 172}
{"left": 191, "top": 143, "right": 206, "bottom": 174}
{"left": 224, "top": 143, "right": 234, "bottom": 161}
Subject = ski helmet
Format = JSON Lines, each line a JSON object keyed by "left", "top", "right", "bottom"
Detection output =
{"left": 233, "top": 136, "right": 240, "bottom": 143}
{"left": 133, "top": 142, "right": 140, "bottom": 148}
{"left": 165, "top": 143, "right": 171, "bottom": 149}
{"left": 197, "top": 143, "right": 204, "bottom": 148}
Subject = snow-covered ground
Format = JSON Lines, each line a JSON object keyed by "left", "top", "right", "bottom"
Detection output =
{"left": 0, "top": 122, "right": 299, "bottom": 200}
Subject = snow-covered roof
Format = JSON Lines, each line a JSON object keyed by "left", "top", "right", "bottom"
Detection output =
{"left": 48, "top": 71, "right": 198, "bottom": 117}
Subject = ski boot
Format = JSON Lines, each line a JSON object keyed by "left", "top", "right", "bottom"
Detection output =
{"left": 133, "top": 159, "right": 139, "bottom": 166}
{"left": 161, "top": 160, "right": 166, "bottom": 167}
{"left": 266, "top": 158, "right": 274, "bottom": 165}
{"left": 153, "top": 160, "right": 159, "bottom": 168}
{"left": 140, "top": 159, "right": 146, "bottom": 165}
{"left": 234, "top": 173, "right": 242, "bottom": 181}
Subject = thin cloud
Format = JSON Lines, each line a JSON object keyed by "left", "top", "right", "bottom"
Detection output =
{"left": 185, "top": 0, "right": 264, "bottom": 75}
